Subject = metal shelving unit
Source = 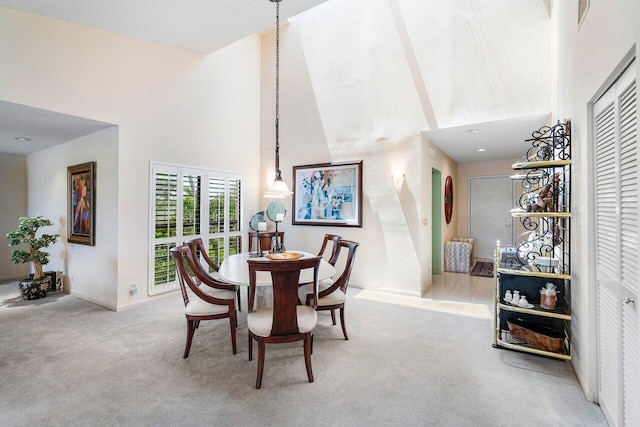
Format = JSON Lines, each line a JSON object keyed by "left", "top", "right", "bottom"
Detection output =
{"left": 493, "top": 120, "right": 572, "bottom": 360}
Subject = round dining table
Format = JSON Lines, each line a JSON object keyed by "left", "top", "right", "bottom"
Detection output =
{"left": 219, "top": 251, "right": 336, "bottom": 308}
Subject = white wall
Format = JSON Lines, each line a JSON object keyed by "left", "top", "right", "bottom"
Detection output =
{"left": 260, "top": 14, "right": 424, "bottom": 296}
{"left": 554, "top": 0, "right": 639, "bottom": 401}
{"left": 28, "top": 127, "right": 118, "bottom": 307}
{"left": 0, "top": 153, "right": 28, "bottom": 281}
{"left": 420, "top": 138, "right": 458, "bottom": 294}
{"left": 0, "top": 6, "right": 262, "bottom": 309}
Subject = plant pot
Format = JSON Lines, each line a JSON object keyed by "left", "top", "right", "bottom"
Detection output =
{"left": 18, "top": 276, "right": 51, "bottom": 300}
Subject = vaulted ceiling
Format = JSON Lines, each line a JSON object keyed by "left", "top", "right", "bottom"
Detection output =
{"left": 0, "top": 0, "right": 552, "bottom": 162}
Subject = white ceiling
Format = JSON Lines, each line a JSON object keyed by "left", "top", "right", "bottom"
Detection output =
{"left": 0, "top": 101, "right": 114, "bottom": 156}
{"left": 0, "top": 0, "right": 329, "bottom": 54}
{"left": 0, "top": 0, "right": 329, "bottom": 156}
{"left": 424, "top": 113, "right": 551, "bottom": 163}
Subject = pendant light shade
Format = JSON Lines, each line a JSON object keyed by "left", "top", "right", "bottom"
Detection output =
{"left": 263, "top": 0, "right": 293, "bottom": 199}
{"left": 264, "top": 176, "right": 292, "bottom": 199}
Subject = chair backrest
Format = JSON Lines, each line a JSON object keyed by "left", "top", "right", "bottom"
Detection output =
{"left": 325, "top": 239, "right": 359, "bottom": 295}
{"left": 170, "top": 245, "right": 206, "bottom": 306}
{"left": 317, "top": 234, "right": 342, "bottom": 265}
{"left": 248, "top": 231, "right": 285, "bottom": 252}
{"left": 185, "top": 237, "right": 219, "bottom": 273}
{"left": 170, "top": 245, "right": 233, "bottom": 307}
{"left": 248, "top": 256, "right": 321, "bottom": 336}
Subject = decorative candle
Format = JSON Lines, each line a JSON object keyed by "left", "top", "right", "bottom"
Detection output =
{"left": 276, "top": 213, "right": 285, "bottom": 222}
{"left": 258, "top": 222, "right": 267, "bottom": 231}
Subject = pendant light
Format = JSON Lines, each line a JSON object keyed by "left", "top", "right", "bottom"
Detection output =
{"left": 264, "top": 0, "right": 293, "bottom": 199}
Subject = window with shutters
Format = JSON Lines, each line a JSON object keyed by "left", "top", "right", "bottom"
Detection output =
{"left": 149, "top": 163, "right": 245, "bottom": 295}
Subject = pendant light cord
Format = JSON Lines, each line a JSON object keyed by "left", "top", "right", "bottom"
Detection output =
{"left": 274, "top": 0, "right": 281, "bottom": 180}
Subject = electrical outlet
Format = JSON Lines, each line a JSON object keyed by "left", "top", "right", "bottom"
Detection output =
{"left": 130, "top": 283, "right": 138, "bottom": 295}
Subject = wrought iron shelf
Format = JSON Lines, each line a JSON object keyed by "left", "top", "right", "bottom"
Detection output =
{"left": 494, "top": 119, "right": 572, "bottom": 361}
{"left": 512, "top": 159, "right": 572, "bottom": 170}
{"left": 510, "top": 210, "right": 572, "bottom": 218}
{"left": 510, "top": 172, "right": 544, "bottom": 180}
{"left": 495, "top": 337, "right": 572, "bottom": 360}
{"left": 497, "top": 267, "right": 571, "bottom": 280}
{"left": 497, "top": 300, "right": 571, "bottom": 320}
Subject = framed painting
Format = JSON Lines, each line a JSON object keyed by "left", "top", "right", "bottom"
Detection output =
{"left": 292, "top": 161, "right": 363, "bottom": 227}
{"left": 67, "top": 161, "right": 96, "bottom": 246}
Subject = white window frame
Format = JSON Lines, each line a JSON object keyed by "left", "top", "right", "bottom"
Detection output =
{"left": 148, "top": 162, "right": 245, "bottom": 295}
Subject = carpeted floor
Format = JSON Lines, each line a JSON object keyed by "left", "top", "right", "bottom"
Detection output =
{"left": 470, "top": 261, "right": 494, "bottom": 277}
{"left": 0, "top": 277, "right": 605, "bottom": 426}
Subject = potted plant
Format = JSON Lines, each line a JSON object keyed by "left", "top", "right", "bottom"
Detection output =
{"left": 7, "top": 215, "right": 60, "bottom": 300}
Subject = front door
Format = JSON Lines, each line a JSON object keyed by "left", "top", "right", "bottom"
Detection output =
{"left": 469, "top": 176, "right": 514, "bottom": 259}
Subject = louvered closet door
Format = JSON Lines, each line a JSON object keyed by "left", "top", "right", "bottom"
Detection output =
{"left": 594, "top": 60, "right": 639, "bottom": 427}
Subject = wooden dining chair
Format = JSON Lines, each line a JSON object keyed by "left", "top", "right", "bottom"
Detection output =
{"left": 298, "top": 240, "right": 359, "bottom": 340}
{"left": 317, "top": 234, "right": 342, "bottom": 266}
{"left": 247, "top": 256, "right": 321, "bottom": 389}
{"left": 170, "top": 245, "right": 237, "bottom": 358}
{"left": 248, "top": 231, "right": 285, "bottom": 253}
{"left": 186, "top": 237, "right": 242, "bottom": 311}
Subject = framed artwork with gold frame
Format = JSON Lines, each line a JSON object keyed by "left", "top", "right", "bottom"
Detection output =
{"left": 67, "top": 161, "right": 96, "bottom": 246}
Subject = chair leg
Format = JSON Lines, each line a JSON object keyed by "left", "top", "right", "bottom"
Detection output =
{"left": 340, "top": 307, "right": 348, "bottom": 340}
{"left": 184, "top": 319, "right": 196, "bottom": 359}
{"left": 229, "top": 315, "right": 237, "bottom": 355}
{"left": 248, "top": 334, "right": 253, "bottom": 361}
{"left": 194, "top": 320, "right": 200, "bottom": 329}
{"left": 303, "top": 334, "right": 314, "bottom": 383}
{"left": 331, "top": 309, "right": 336, "bottom": 325}
{"left": 236, "top": 287, "right": 242, "bottom": 312}
{"left": 256, "top": 340, "right": 266, "bottom": 389}
{"left": 310, "top": 333, "right": 314, "bottom": 355}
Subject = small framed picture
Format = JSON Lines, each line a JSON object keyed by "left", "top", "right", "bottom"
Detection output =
{"left": 68, "top": 161, "right": 96, "bottom": 246}
{"left": 292, "top": 161, "right": 363, "bottom": 227}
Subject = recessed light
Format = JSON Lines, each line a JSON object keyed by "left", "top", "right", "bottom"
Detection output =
{"left": 14, "top": 137, "right": 32, "bottom": 141}
{"left": 477, "top": 148, "right": 486, "bottom": 152}
{"left": 468, "top": 129, "right": 479, "bottom": 135}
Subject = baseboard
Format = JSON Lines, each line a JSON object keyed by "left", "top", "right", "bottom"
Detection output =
{"left": 115, "top": 290, "right": 179, "bottom": 312}
{"left": 0, "top": 274, "right": 28, "bottom": 283}
{"left": 70, "top": 290, "right": 117, "bottom": 311}
{"left": 350, "top": 285, "right": 421, "bottom": 298}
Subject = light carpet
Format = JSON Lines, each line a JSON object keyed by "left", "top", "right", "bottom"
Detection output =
{"left": 0, "top": 280, "right": 605, "bottom": 426}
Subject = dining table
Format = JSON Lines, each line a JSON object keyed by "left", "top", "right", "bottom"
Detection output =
{"left": 219, "top": 251, "right": 336, "bottom": 309}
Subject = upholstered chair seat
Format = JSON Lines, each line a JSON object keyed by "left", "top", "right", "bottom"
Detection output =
{"left": 298, "top": 282, "right": 346, "bottom": 306}
{"left": 248, "top": 306, "right": 317, "bottom": 338}
{"left": 198, "top": 286, "right": 236, "bottom": 300}
{"left": 185, "top": 297, "right": 233, "bottom": 317}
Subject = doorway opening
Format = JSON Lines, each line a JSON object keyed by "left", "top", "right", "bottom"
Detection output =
{"left": 432, "top": 168, "right": 442, "bottom": 275}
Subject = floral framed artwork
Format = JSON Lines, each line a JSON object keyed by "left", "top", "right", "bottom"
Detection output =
{"left": 67, "top": 161, "right": 96, "bottom": 246}
{"left": 292, "top": 161, "right": 363, "bottom": 227}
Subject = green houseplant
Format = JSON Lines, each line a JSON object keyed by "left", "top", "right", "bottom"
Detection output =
{"left": 7, "top": 215, "right": 60, "bottom": 300}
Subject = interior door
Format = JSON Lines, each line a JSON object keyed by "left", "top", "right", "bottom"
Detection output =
{"left": 594, "top": 59, "right": 638, "bottom": 427}
{"left": 469, "top": 176, "right": 514, "bottom": 259}
{"left": 432, "top": 168, "right": 442, "bottom": 275}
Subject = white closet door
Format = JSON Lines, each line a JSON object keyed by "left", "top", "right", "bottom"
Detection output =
{"left": 594, "top": 59, "right": 639, "bottom": 427}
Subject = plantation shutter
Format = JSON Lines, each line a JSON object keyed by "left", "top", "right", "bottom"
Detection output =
{"left": 151, "top": 165, "right": 179, "bottom": 290}
{"left": 149, "top": 164, "right": 245, "bottom": 295}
